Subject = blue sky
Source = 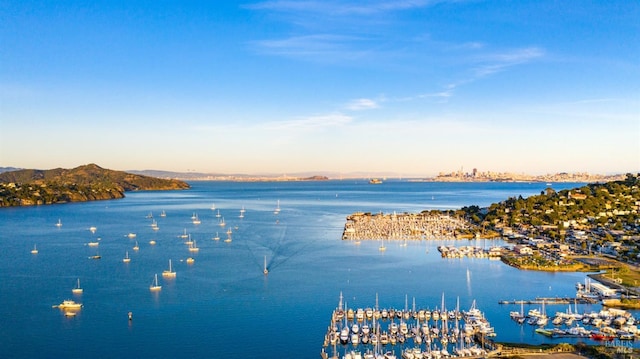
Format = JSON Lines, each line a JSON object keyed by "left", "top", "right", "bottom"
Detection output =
{"left": 1, "top": 0, "right": 639, "bottom": 176}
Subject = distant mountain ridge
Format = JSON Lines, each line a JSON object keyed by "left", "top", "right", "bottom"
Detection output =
{"left": 0, "top": 164, "right": 189, "bottom": 207}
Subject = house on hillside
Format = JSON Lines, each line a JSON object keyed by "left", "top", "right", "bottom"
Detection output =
{"left": 513, "top": 245, "right": 533, "bottom": 255}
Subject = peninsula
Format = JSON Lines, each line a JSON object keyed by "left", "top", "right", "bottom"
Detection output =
{"left": 0, "top": 164, "right": 190, "bottom": 207}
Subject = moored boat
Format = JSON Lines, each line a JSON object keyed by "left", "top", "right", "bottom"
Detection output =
{"left": 54, "top": 300, "right": 82, "bottom": 309}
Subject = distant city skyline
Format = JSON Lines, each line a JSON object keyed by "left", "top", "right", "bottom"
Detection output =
{"left": 1, "top": 1, "right": 638, "bottom": 176}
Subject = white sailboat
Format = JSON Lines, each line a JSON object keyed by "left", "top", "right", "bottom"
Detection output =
{"left": 72, "top": 278, "right": 83, "bottom": 294}
{"left": 123, "top": 251, "right": 131, "bottom": 263}
{"left": 211, "top": 203, "right": 216, "bottom": 210}
{"left": 379, "top": 239, "right": 386, "bottom": 251}
{"left": 213, "top": 232, "right": 220, "bottom": 241}
{"left": 179, "top": 228, "right": 188, "bottom": 239}
{"left": 263, "top": 255, "right": 269, "bottom": 275}
{"left": 133, "top": 241, "right": 139, "bottom": 251}
{"left": 31, "top": 244, "right": 38, "bottom": 254}
{"left": 274, "top": 200, "right": 281, "bottom": 214}
{"left": 192, "top": 213, "right": 201, "bottom": 225}
{"left": 216, "top": 209, "right": 221, "bottom": 218}
{"left": 149, "top": 274, "right": 162, "bottom": 292}
{"left": 188, "top": 239, "right": 199, "bottom": 252}
{"left": 55, "top": 219, "right": 62, "bottom": 227}
{"left": 162, "top": 259, "right": 176, "bottom": 278}
{"left": 160, "top": 210, "right": 166, "bottom": 217}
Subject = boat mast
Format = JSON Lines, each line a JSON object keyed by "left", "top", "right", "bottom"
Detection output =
{"left": 263, "top": 255, "right": 269, "bottom": 275}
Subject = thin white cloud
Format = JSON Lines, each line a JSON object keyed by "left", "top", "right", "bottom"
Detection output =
{"left": 474, "top": 47, "right": 545, "bottom": 77}
{"left": 245, "top": 0, "right": 437, "bottom": 15}
{"left": 346, "top": 98, "right": 379, "bottom": 110}
{"left": 265, "top": 113, "right": 353, "bottom": 131}
{"left": 251, "top": 34, "right": 368, "bottom": 60}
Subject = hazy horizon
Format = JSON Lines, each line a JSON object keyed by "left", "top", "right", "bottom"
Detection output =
{"left": 1, "top": 1, "right": 639, "bottom": 176}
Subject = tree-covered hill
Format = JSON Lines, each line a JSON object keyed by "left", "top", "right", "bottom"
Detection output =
{"left": 457, "top": 173, "right": 640, "bottom": 244}
{"left": 0, "top": 164, "right": 190, "bottom": 207}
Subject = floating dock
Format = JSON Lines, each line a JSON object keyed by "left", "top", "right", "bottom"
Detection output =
{"left": 498, "top": 297, "right": 598, "bottom": 305}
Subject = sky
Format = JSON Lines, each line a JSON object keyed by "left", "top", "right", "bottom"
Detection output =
{"left": 1, "top": 0, "right": 639, "bottom": 177}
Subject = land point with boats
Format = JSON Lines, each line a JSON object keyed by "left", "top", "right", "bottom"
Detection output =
{"left": 342, "top": 174, "right": 640, "bottom": 277}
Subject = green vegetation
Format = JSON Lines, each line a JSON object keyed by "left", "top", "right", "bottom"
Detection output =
{"left": 500, "top": 251, "right": 588, "bottom": 271}
{"left": 455, "top": 174, "right": 640, "bottom": 254}
{"left": 0, "top": 164, "right": 190, "bottom": 207}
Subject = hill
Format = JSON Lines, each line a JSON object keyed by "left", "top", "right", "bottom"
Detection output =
{"left": 0, "top": 164, "right": 190, "bottom": 207}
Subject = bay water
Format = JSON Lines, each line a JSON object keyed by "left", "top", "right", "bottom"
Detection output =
{"left": 0, "top": 180, "right": 626, "bottom": 358}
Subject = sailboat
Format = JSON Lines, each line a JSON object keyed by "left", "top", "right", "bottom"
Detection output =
{"left": 274, "top": 200, "right": 281, "bottom": 214}
{"left": 188, "top": 239, "right": 199, "bottom": 252}
{"left": 192, "top": 213, "right": 201, "bottom": 225}
{"left": 379, "top": 239, "right": 387, "bottom": 251}
{"left": 31, "top": 244, "right": 38, "bottom": 254}
{"left": 180, "top": 228, "right": 188, "bottom": 239}
{"left": 162, "top": 259, "right": 176, "bottom": 278}
{"left": 160, "top": 210, "right": 166, "bottom": 217}
{"left": 55, "top": 219, "right": 62, "bottom": 227}
{"left": 219, "top": 217, "right": 226, "bottom": 227}
{"left": 213, "top": 232, "right": 220, "bottom": 241}
{"left": 239, "top": 210, "right": 244, "bottom": 218}
{"left": 215, "top": 209, "right": 221, "bottom": 218}
{"left": 211, "top": 203, "right": 216, "bottom": 210}
{"left": 133, "top": 241, "right": 139, "bottom": 251}
{"left": 123, "top": 251, "right": 131, "bottom": 263}
{"left": 263, "top": 255, "right": 269, "bottom": 275}
{"left": 149, "top": 274, "right": 162, "bottom": 291}
{"left": 72, "top": 278, "right": 83, "bottom": 294}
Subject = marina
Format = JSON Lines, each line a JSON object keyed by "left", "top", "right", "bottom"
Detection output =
{"left": 342, "top": 212, "right": 473, "bottom": 241}
{"left": 321, "top": 293, "right": 498, "bottom": 359}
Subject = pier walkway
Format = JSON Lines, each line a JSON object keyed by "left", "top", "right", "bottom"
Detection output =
{"left": 498, "top": 297, "right": 598, "bottom": 305}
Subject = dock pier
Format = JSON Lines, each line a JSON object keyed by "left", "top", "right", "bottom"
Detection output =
{"left": 498, "top": 297, "right": 598, "bottom": 305}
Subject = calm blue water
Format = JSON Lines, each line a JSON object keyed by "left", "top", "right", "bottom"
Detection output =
{"left": 0, "top": 180, "right": 626, "bottom": 358}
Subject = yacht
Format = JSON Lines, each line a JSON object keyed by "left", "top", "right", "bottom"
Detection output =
{"left": 162, "top": 259, "right": 176, "bottom": 278}
{"left": 71, "top": 278, "right": 83, "bottom": 294}
{"left": 54, "top": 300, "right": 82, "bottom": 309}
{"left": 149, "top": 274, "right": 162, "bottom": 292}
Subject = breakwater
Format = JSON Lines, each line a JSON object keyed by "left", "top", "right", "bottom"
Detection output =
{"left": 342, "top": 212, "right": 472, "bottom": 241}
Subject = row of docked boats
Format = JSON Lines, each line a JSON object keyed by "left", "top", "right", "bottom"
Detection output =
{"left": 437, "top": 245, "right": 501, "bottom": 259}
{"left": 322, "top": 294, "right": 493, "bottom": 359}
{"left": 510, "top": 301, "right": 640, "bottom": 341}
